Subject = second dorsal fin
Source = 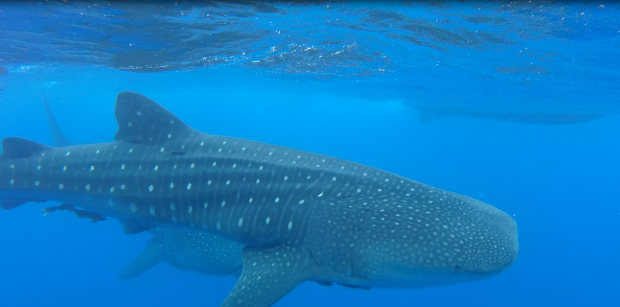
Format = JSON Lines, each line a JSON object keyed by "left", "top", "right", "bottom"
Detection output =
{"left": 114, "top": 92, "right": 194, "bottom": 144}
{"left": 0, "top": 137, "right": 51, "bottom": 161}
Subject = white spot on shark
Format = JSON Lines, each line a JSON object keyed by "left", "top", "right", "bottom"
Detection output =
{"left": 288, "top": 221, "right": 293, "bottom": 230}
{"left": 266, "top": 217, "right": 270, "bottom": 224}
{"left": 130, "top": 203, "right": 138, "bottom": 213}
{"left": 190, "top": 163, "right": 195, "bottom": 168}
{"left": 148, "top": 185, "right": 154, "bottom": 192}
{"left": 221, "top": 201, "right": 226, "bottom": 207}
{"left": 170, "top": 182, "right": 174, "bottom": 189}
{"left": 154, "top": 165, "right": 159, "bottom": 171}
{"left": 34, "top": 181, "right": 40, "bottom": 186}
{"left": 9, "top": 179, "right": 15, "bottom": 185}
{"left": 90, "top": 166, "right": 95, "bottom": 171}
{"left": 58, "top": 184, "right": 64, "bottom": 190}
{"left": 65, "top": 151, "right": 71, "bottom": 156}
{"left": 238, "top": 218, "right": 244, "bottom": 227}
{"left": 86, "top": 184, "right": 91, "bottom": 191}
{"left": 170, "top": 203, "right": 176, "bottom": 211}
{"left": 121, "top": 164, "right": 125, "bottom": 170}
{"left": 187, "top": 183, "right": 192, "bottom": 190}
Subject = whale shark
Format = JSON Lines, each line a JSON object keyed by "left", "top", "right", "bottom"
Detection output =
{"left": 40, "top": 88, "right": 245, "bottom": 280}
{"left": 1, "top": 91, "right": 518, "bottom": 306}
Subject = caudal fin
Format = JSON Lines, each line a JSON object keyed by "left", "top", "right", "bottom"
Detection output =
{"left": 40, "top": 88, "right": 72, "bottom": 147}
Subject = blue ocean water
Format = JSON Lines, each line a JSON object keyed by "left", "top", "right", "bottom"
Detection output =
{"left": 0, "top": 1, "right": 618, "bottom": 307}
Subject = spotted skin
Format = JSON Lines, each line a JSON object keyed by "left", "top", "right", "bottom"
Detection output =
{"left": 0, "top": 92, "right": 518, "bottom": 307}
{"left": 39, "top": 93, "right": 245, "bottom": 281}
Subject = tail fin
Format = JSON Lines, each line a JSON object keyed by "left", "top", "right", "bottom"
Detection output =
{"left": 119, "top": 235, "right": 165, "bottom": 280}
{"left": 40, "top": 88, "right": 72, "bottom": 147}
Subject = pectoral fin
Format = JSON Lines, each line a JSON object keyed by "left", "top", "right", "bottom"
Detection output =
{"left": 119, "top": 234, "right": 165, "bottom": 280}
{"left": 221, "top": 245, "right": 316, "bottom": 307}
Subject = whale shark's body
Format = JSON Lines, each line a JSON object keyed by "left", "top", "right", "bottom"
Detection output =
{"left": 40, "top": 88, "right": 245, "bottom": 280}
{"left": 1, "top": 92, "right": 518, "bottom": 306}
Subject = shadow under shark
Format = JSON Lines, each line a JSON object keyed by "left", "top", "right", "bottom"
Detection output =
{"left": 1, "top": 92, "right": 519, "bottom": 307}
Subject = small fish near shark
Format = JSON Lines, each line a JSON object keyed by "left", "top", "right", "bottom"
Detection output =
{"left": 40, "top": 88, "right": 244, "bottom": 280}
{"left": 1, "top": 91, "right": 519, "bottom": 306}
{"left": 42, "top": 203, "right": 107, "bottom": 223}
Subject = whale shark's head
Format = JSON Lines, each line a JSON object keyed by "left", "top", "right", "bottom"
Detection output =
{"left": 354, "top": 190, "right": 519, "bottom": 288}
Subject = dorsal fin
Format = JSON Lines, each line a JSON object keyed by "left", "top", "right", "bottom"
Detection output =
{"left": 114, "top": 92, "right": 194, "bottom": 144}
{"left": 0, "top": 137, "right": 51, "bottom": 160}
